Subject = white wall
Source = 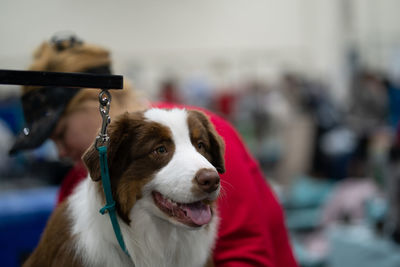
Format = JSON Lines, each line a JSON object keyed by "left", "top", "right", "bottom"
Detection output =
{"left": 0, "top": 1, "right": 307, "bottom": 66}
{"left": 1, "top": 0, "right": 399, "bottom": 99}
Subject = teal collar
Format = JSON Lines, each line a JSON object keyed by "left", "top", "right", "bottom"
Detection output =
{"left": 97, "top": 145, "right": 130, "bottom": 257}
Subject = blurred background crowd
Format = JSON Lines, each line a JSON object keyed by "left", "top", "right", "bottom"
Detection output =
{"left": 1, "top": 0, "right": 400, "bottom": 266}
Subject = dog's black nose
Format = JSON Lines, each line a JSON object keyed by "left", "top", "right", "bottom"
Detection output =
{"left": 195, "top": 169, "right": 220, "bottom": 193}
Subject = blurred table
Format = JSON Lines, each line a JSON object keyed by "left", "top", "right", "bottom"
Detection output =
{"left": 0, "top": 186, "right": 57, "bottom": 267}
{"left": 327, "top": 224, "right": 400, "bottom": 267}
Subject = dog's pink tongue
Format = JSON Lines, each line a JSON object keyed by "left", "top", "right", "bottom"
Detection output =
{"left": 181, "top": 202, "right": 212, "bottom": 226}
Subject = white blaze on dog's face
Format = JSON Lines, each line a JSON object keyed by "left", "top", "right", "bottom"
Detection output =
{"left": 83, "top": 108, "right": 225, "bottom": 228}
{"left": 144, "top": 108, "right": 224, "bottom": 227}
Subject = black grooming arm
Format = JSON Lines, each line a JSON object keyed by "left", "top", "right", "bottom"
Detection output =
{"left": 0, "top": 69, "right": 123, "bottom": 89}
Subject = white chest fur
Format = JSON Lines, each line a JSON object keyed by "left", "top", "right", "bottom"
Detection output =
{"left": 68, "top": 178, "right": 218, "bottom": 267}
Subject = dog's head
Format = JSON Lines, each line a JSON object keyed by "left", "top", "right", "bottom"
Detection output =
{"left": 82, "top": 108, "right": 225, "bottom": 228}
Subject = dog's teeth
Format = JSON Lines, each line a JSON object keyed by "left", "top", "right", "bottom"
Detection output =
{"left": 167, "top": 197, "right": 176, "bottom": 205}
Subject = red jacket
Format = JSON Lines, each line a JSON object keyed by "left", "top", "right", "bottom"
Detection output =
{"left": 58, "top": 104, "right": 298, "bottom": 267}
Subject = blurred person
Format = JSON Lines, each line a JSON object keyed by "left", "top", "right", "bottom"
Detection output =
{"left": 235, "top": 80, "right": 288, "bottom": 179}
{"left": 387, "top": 140, "right": 400, "bottom": 244}
{"left": 9, "top": 34, "right": 298, "bottom": 267}
{"left": 320, "top": 140, "right": 383, "bottom": 227}
{"left": 385, "top": 78, "right": 400, "bottom": 130}
{"left": 346, "top": 70, "right": 389, "bottom": 180}
{"left": 181, "top": 76, "right": 214, "bottom": 110}
{"left": 213, "top": 87, "right": 237, "bottom": 122}
{"left": 321, "top": 177, "right": 381, "bottom": 226}
{"left": 348, "top": 70, "right": 388, "bottom": 137}
{"left": 159, "top": 78, "right": 182, "bottom": 104}
{"left": 0, "top": 119, "right": 16, "bottom": 175}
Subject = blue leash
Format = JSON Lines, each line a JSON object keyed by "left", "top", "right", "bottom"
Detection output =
{"left": 97, "top": 144, "right": 130, "bottom": 257}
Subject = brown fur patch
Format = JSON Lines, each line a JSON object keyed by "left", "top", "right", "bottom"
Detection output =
{"left": 22, "top": 202, "right": 83, "bottom": 267}
{"left": 82, "top": 111, "right": 175, "bottom": 224}
{"left": 187, "top": 110, "right": 225, "bottom": 173}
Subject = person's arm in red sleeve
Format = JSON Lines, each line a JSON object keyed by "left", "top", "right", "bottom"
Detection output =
{"left": 209, "top": 113, "right": 298, "bottom": 267}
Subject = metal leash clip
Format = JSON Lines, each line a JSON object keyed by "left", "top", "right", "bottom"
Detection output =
{"left": 95, "top": 89, "right": 112, "bottom": 149}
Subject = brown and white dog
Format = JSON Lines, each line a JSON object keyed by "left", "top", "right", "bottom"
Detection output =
{"left": 23, "top": 108, "right": 225, "bottom": 267}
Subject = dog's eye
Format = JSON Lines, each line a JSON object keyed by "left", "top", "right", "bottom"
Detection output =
{"left": 155, "top": 146, "right": 167, "bottom": 154}
{"left": 197, "top": 141, "right": 205, "bottom": 150}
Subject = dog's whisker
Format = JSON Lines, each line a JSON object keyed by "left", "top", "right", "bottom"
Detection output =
{"left": 220, "top": 179, "right": 234, "bottom": 190}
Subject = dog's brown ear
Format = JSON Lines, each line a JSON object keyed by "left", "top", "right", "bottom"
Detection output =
{"left": 207, "top": 120, "right": 226, "bottom": 173}
{"left": 82, "top": 142, "right": 101, "bottom": 181}
{"left": 189, "top": 110, "right": 226, "bottom": 173}
{"left": 82, "top": 112, "right": 133, "bottom": 181}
